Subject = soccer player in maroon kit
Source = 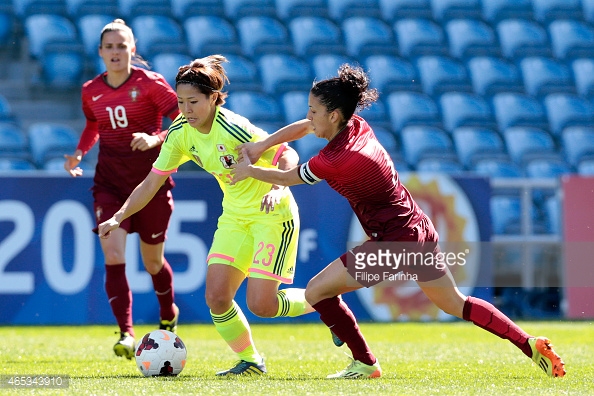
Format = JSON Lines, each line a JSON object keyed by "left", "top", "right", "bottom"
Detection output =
{"left": 231, "top": 64, "right": 566, "bottom": 379}
{"left": 63, "top": 19, "right": 180, "bottom": 359}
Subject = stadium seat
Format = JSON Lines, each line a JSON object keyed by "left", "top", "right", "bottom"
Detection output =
{"left": 151, "top": 52, "right": 192, "bottom": 89}
{"left": 184, "top": 16, "right": 241, "bottom": 58}
{"left": 439, "top": 92, "right": 495, "bottom": 132}
{"left": 0, "top": 157, "right": 37, "bottom": 171}
{"left": 293, "top": 133, "right": 326, "bottom": 160}
{"left": 416, "top": 157, "right": 464, "bottom": 174}
{"left": 452, "top": 127, "right": 506, "bottom": 167}
{"left": 544, "top": 93, "right": 594, "bottom": 137}
{"left": 274, "top": 0, "right": 329, "bottom": 21}
{"left": 386, "top": 92, "right": 441, "bottom": 131}
{"left": 0, "top": 123, "right": 29, "bottom": 160}
{"left": 430, "top": 0, "right": 481, "bottom": 22}
{"left": 445, "top": 18, "right": 500, "bottom": 59}
{"left": 236, "top": 16, "right": 292, "bottom": 57}
{"left": 491, "top": 93, "right": 548, "bottom": 132}
{"left": 13, "top": 0, "right": 67, "bottom": 17}
{"left": 27, "top": 123, "right": 79, "bottom": 167}
{"left": 24, "top": 14, "right": 81, "bottom": 59}
{"left": 561, "top": 126, "right": 594, "bottom": 167}
{"left": 220, "top": 53, "right": 260, "bottom": 92}
{"left": 572, "top": 58, "right": 594, "bottom": 98}
{"left": 39, "top": 50, "right": 85, "bottom": 89}
{"left": 543, "top": 196, "right": 561, "bottom": 234}
{"left": 400, "top": 125, "right": 456, "bottom": 165}
{"left": 520, "top": 57, "right": 573, "bottom": 98}
{"left": 130, "top": 16, "right": 186, "bottom": 60}
{"left": 503, "top": 127, "right": 556, "bottom": 165}
{"left": 531, "top": 0, "right": 582, "bottom": 25}
{"left": 373, "top": 127, "right": 400, "bottom": 159}
{"left": 490, "top": 195, "right": 521, "bottom": 234}
{"left": 549, "top": 20, "right": 594, "bottom": 61}
{"left": 224, "top": 0, "right": 276, "bottom": 20}
{"left": 77, "top": 14, "right": 115, "bottom": 57}
{"left": 524, "top": 157, "right": 572, "bottom": 179}
{"left": 496, "top": 19, "right": 550, "bottom": 60}
{"left": 288, "top": 17, "right": 344, "bottom": 57}
{"left": 66, "top": 0, "right": 117, "bottom": 17}
{"left": 327, "top": 0, "right": 381, "bottom": 20}
{"left": 481, "top": 0, "right": 532, "bottom": 23}
{"left": 0, "top": 10, "right": 15, "bottom": 51}
{"left": 394, "top": 18, "right": 448, "bottom": 58}
{"left": 577, "top": 159, "right": 594, "bottom": 175}
{"left": 281, "top": 91, "right": 309, "bottom": 124}
{"left": 467, "top": 57, "right": 522, "bottom": 96}
{"left": 257, "top": 54, "right": 312, "bottom": 95}
{"left": 0, "top": 95, "right": 15, "bottom": 123}
{"left": 118, "top": 0, "right": 173, "bottom": 18}
{"left": 379, "top": 0, "right": 432, "bottom": 22}
{"left": 472, "top": 158, "right": 523, "bottom": 177}
{"left": 341, "top": 17, "right": 396, "bottom": 58}
{"left": 358, "top": 99, "right": 392, "bottom": 131}
{"left": 225, "top": 91, "right": 283, "bottom": 123}
{"left": 310, "top": 54, "right": 357, "bottom": 81}
{"left": 365, "top": 55, "right": 421, "bottom": 94}
{"left": 584, "top": 0, "right": 594, "bottom": 24}
{"left": 171, "top": 0, "right": 225, "bottom": 20}
{"left": 416, "top": 55, "right": 472, "bottom": 97}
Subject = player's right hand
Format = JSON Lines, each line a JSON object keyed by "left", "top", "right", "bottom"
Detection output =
{"left": 98, "top": 218, "right": 120, "bottom": 239}
{"left": 64, "top": 150, "right": 84, "bottom": 177}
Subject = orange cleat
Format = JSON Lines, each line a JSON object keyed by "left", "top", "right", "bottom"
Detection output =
{"left": 529, "top": 336, "right": 566, "bottom": 378}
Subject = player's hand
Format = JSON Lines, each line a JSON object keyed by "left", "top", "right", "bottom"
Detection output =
{"left": 131, "top": 132, "right": 160, "bottom": 151}
{"left": 64, "top": 150, "right": 84, "bottom": 177}
{"left": 230, "top": 147, "right": 252, "bottom": 185}
{"left": 261, "top": 187, "right": 283, "bottom": 214}
{"left": 236, "top": 141, "right": 265, "bottom": 164}
{"left": 98, "top": 217, "right": 120, "bottom": 239}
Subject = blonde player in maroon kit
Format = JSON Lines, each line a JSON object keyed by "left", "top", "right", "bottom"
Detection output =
{"left": 231, "top": 64, "right": 566, "bottom": 379}
{"left": 63, "top": 19, "right": 180, "bottom": 359}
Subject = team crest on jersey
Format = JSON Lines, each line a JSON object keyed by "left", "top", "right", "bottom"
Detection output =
{"left": 220, "top": 154, "right": 236, "bottom": 168}
{"left": 129, "top": 87, "right": 140, "bottom": 102}
{"left": 189, "top": 145, "right": 203, "bottom": 167}
{"left": 216, "top": 144, "right": 226, "bottom": 152}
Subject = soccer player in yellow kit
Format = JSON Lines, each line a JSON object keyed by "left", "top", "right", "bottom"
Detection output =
{"left": 98, "top": 55, "right": 314, "bottom": 376}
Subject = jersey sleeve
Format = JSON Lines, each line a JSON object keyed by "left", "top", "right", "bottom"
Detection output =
{"left": 298, "top": 152, "right": 338, "bottom": 185}
{"left": 153, "top": 122, "right": 191, "bottom": 173}
{"left": 78, "top": 85, "right": 99, "bottom": 154}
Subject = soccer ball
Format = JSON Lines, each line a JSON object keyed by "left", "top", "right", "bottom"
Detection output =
{"left": 135, "top": 330, "right": 187, "bottom": 377}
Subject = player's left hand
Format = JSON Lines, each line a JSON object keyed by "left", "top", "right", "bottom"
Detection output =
{"left": 261, "top": 187, "right": 283, "bottom": 213}
{"left": 131, "top": 133, "right": 160, "bottom": 151}
{"left": 230, "top": 147, "right": 252, "bottom": 185}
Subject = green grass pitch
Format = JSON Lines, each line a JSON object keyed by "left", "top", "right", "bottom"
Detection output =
{"left": 1, "top": 321, "right": 592, "bottom": 395}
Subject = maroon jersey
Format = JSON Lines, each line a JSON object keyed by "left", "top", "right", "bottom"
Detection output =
{"left": 298, "top": 115, "right": 423, "bottom": 239}
{"left": 79, "top": 67, "right": 179, "bottom": 198}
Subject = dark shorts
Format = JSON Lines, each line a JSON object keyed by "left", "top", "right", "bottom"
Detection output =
{"left": 340, "top": 214, "right": 447, "bottom": 285}
{"left": 92, "top": 190, "right": 174, "bottom": 245}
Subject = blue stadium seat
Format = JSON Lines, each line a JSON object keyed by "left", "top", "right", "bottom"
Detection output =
{"left": 0, "top": 10, "right": 15, "bottom": 51}
{"left": 452, "top": 127, "right": 506, "bottom": 167}
{"left": 445, "top": 18, "right": 500, "bottom": 59}
{"left": 288, "top": 17, "right": 344, "bottom": 57}
{"left": 365, "top": 55, "right": 420, "bottom": 94}
{"left": 416, "top": 157, "right": 464, "bottom": 173}
{"left": 467, "top": 57, "right": 522, "bottom": 96}
{"left": 281, "top": 91, "right": 309, "bottom": 124}
{"left": 327, "top": 0, "right": 381, "bottom": 20}
{"left": 274, "top": 0, "right": 329, "bottom": 21}
{"left": 294, "top": 133, "right": 326, "bottom": 160}
{"left": 496, "top": 19, "right": 550, "bottom": 60}
{"left": 341, "top": 17, "right": 396, "bottom": 58}
{"left": 224, "top": 0, "right": 276, "bottom": 20}
{"left": 481, "top": 0, "right": 532, "bottom": 23}
{"left": 372, "top": 126, "right": 398, "bottom": 152}
{"left": 400, "top": 125, "right": 456, "bottom": 165}
{"left": 531, "top": 0, "right": 582, "bottom": 25}
{"left": 27, "top": 122, "right": 79, "bottom": 167}
{"left": 472, "top": 158, "right": 523, "bottom": 177}
{"left": 584, "top": 0, "right": 594, "bottom": 24}
{"left": 77, "top": 14, "right": 115, "bottom": 57}
{"left": 380, "top": 0, "right": 432, "bottom": 22}
{"left": 490, "top": 195, "right": 521, "bottom": 234}
{"left": 416, "top": 55, "right": 472, "bottom": 97}
{"left": 0, "top": 157, "right": 37, "bottom": 171}
{"left": 394, "top": 18, "right": 447, "bottom": 58}
{"left": 386, "top": 92, "right": 441, "bottom": 131}
{"left": 561, "top": 126, "right": 594, "bottom": 167}
{"left": 491, "top": 93, "right": 548, "bottom": 132}
{"left": 503, "top": 127, "right": 556, "bottom": 164}
{"left": 258, "top": 54, "right": 312, "bottom": 95}
{"left": 151, "top": 52, "right": 192, "bottom": 89}
{"left": 118, "top": 0, "right": 173, "bottom": 18}
{"left": 439, "top": 92, "right": 494, "bottom": 132}
{"left": 14, "top": 0, "right": 67, "bottom": 17}
{"left": 524, "top": 157, "right": 572, "bottom": 179}
{"left": 577, "top": 159, "right": 594, "bottom": 175}
{"left": 221, "top": 53, "right": 260, "bottom": 91}
{"left": 225, "top": 91, "right": 283, "bottom": 123}
{"left": 0, "top": 123, "right": 29, "bottom": 160}
{"left": 0, "top": 95, "right": 15, "bottom": 123}
{"left": 130, "top": 16, "right": 186, "bottom": 60}
{"left": 66, "top": 0, "right": 117, "bottom": 17}
{"left": 236, "top": 16, "right": 292, "bottom": 57}
{"left": 24, "top": 14, "right": 81, "bottom": 59}
{"left": 572, "top": 58, "right": 594, "bottom": 98}
{"left": 310, "top": 54, "right": 357, "bottom": 81}
{"left": 39, "top": 50, "right": 85, "bottom": 89}
{"left": 544, "top": 93, "right": 594, "bottom": 137}
{"left": 430, "top": 0, "right": 481, "bottom": 22}
{"left": 549, "top": 20, "right": 594, "bottom": 61}
{"left": 543, "top": 196, "right": 561, "bottom": 234}
{"left": 184, "top": 16, "right": 241, "bottom": 57}
{"left": 171, "top": 0, "right": 225, "bottom": 20}
{"left": 520, "top": 57, "right": 573, "bottom": 98}
{"left": 358, "top": 99, "right": 392, "bottom": 131}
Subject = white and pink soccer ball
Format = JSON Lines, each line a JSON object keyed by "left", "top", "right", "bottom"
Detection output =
{"left": 135, "top": 330, "right": 187, "bottom": 377}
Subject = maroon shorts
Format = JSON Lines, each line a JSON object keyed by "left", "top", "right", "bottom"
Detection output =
{"left": 340, "top": 214, "right": 447, "bottom": 284}
{"left": 93, "top": 190, "right": 173, "bottom": 245}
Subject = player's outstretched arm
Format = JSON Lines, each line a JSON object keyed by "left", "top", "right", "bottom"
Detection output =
{"left": 231, "top": 148, "right": 303, "bottom": 187}
{"left": 98, "top": 171, "right": 169, "bottom": 238}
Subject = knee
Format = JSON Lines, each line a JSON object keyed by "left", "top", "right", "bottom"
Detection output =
{"left": 103, "top": 250, "right": 125, "bottom": 264}
{"left": 143, "top": 259, "right": 163, "bottom": 275}
{"left": 246, "top": 296, "right": 278, "bottom": 318}
{"left": 304, "top": 280, "right": 322, "bottom": 306}
{"left": 205, "top": 290, "right": 232, "bottom": 313}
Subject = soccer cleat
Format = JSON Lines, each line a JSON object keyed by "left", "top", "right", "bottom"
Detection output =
{"left": 331, "top": 329, "right": 345, "bottom": 347}
{"left": 113, "top": 331, "right": 135, "bottom": 360}
{"left": 326, "top": 357, "right": 382, "bottom": 379}
{"left": 159, "top": 303, "right": 180, "bottom": 333}
{"left": 215, "top": 360, "right": 267, "bottom": 376}
{"left": 529, "top": 336, "right": 566, "bottom": 378}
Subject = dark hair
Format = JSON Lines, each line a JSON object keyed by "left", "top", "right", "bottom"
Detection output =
{"left": 99, "top": 19, "right": 149, "bottom": 69}
{"left": 175, "top": 55, "right": 229, "bottom": 106}
{"left": 310, "top": 64, "right": 378, "bottom": 124}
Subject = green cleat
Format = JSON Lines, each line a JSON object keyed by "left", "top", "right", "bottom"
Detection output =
{"left": 529, "top": 336, "right": 566, "bottom": 378}
{"left": 159, "top": 303, "right": 179, "bottom": 333}
{"left": 215, "top": 360, "right": 267, "bottom": 376}
{"left": 326, "top": 357, "right": 382, "bottom": 379}
{"left": 113, "top": 331, "right": 135, "bottom": 360}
